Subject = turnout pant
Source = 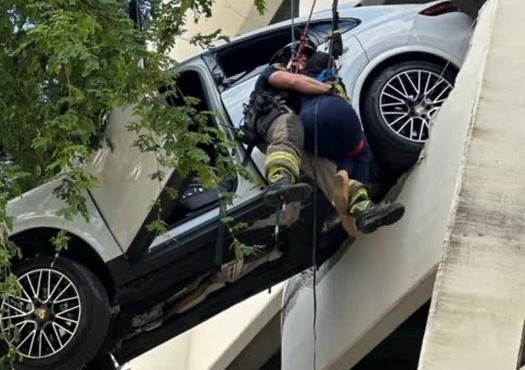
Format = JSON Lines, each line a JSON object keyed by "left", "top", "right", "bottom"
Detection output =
{"left": 262, "top": 112, "right": 304, "bottom": 182}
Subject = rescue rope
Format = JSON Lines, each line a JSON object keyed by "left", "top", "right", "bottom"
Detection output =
{"left": 288, "top": 2, "right": 322, "bottom": 369}
{"left": 291, "top": 0, "right": 318, "bottom": 73}
{"left": 327, "top": 0, "right": 340, "bottom": 75}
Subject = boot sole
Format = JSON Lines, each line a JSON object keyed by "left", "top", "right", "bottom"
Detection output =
{"left": 357, "top": 203, "right": 405, "bottom": 234}
{"left": 263, "top": 183, "right": 312, "bottom": 207}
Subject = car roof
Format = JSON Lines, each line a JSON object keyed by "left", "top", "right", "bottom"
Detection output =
{"left": 176, "top": 1, "right": 432, "bottom": 64}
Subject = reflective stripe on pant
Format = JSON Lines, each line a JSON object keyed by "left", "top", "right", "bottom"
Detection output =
{"left": 264, "top": 112, "right": 304, "bottom": 182}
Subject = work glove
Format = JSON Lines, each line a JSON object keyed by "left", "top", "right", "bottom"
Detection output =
{"left": 330, "top": 82, "right": 351, "bottom": 103}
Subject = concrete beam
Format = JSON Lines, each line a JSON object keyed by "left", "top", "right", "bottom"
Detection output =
{"left": 418, "top": 0, "right": 525, "bottom": 368}
{"left": 280, "top": 1, "right": 492, "bottom": 369}
{"left": 168, "top": 0, "right": 285, "bottom": 61}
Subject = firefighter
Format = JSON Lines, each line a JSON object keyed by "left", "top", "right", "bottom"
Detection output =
{"left": 243, "top": 40, "right": 335, "bottom": 207}
{"left": 299, "top": 51, "right": 405, "bottom": 234}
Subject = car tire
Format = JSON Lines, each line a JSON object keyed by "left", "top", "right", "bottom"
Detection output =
{"left": 362, "top": 60, "right": 457, "bottom": 169}
{"left": 0, "top": 257, "right": 110, "bottom": 370}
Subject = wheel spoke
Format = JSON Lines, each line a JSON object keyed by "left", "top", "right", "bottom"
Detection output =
{"left": 38, "top": 330, "right": 43, "bottom": 358}
{"left": 418, "top": 119, "right": 428, "bottom": 141}
{"left": 53, "top": 296, "right": 79, "bottom": 305}
{"left": 28, "top": 328, "right": 37, "bottom": 357}
{"left": 381, "top": 101, "right": 405, "bottom": 108}
{"left": 20, "top": 288, "right": 34, "bottom": 304}
{"left": 386, "top": 113, "right": 409, "bottom": 128}
{"left": 5, "top": 319, "right": 31, "bottom": 332}
{"left": 55, "top": 315, "right": 79, "bottom": 326}
{"left": 432, "top": 84, "right": 451, "bottom": 104}
{"left": 55, "top": 304, "right": 80, "bottom": 316}
{"left": 417, "top": 70, "right": 421, "bottom": 96}
{"left": 52, "top": 321, "right": 74, "bottom": 336}
{"left": 17, "top": 328, "right": 36, "bottom": 350}
{"left": 404, "top": 72, "right": 419, "bottom": 95}
{"left": 42, "top": 330, "right": 55, "bottom": 354}
{"left": 47, "top": 270, "right": 52, "bottom": 302}
{"left": 432, "top": 97, "right": 448, "bottom": 105}
{"left": 36, "top": 270, "right": 43, "bottom": 299}
{"left": 52, "top": 323, "right": 64, "bottom": 348}
{"left": 52, "top": 281, "right": 73, "bottom": 304}
{"left": 25, "top": 275, "right": 38, "bottom": 299}
{"left": 397, "top": 75, "right": 409, "bottom": 97}
{"left": 3, "top": 301, "right": 28, "bottom": 316}
{"left": 424, "top": 72, "right": 431, "bottom": 97}
{"left": 386, "top": 83, "right": 409, "bottom": 99}
{"left": 47, "top": 275, "right": 64, "bottom": 302}
{"left": 396, "top": 118, "right": 413, "bottom": 134}
{"left": 383, "top": 111, "right": 407, "bottom": 116}
{"left": 425, "top": 78, "right": 445, "bottom": 97}
{"left": 382, "top": 91, "right": 405, "bottom": 103}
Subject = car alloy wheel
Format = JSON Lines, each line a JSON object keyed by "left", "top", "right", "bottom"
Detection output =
{"left": 0, "top": 257, "right": 109, "bottom": 370}
{"left": 379, "top": 69, "right": 453, "bottom": 143}
{"left": 0, "top": 268, "right": 82, "bottom": 360}
{"left": 362, "top": 60, "right": 457, "bottom": 169}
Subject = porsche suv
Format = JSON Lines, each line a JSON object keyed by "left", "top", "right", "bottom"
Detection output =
{"left": 1, "top": 2, "right": 472, "bottom": 369}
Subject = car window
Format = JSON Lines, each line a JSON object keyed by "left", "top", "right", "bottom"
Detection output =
{"left": 160, "top": 70, "right": 233, "bottom": 228}
{"left": 308, "top": 19, "right": 360, "bottom": 45}
{"left": 215, "top": 19, "right": 360, "bottom": 88}
{"left": 216, "top": 27, "right": 295, "bottom": 85}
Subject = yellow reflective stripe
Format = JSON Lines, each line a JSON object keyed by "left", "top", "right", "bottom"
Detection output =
{"left": 349, "top": 188, "right": 368, "bottom": 209}
{"left": 347, "top": 179, "right": 369, "bottom": 210}
{"left": 265, "top": 151, "right": 300, "bottom": 176}
{"left": 264, "top": 153, "right": 300, "bottom": 177}
{"left": 265, "top": 151, "right": 300, "bottom": 166}
{"left": 268, "top": 166, "right": 296, "bottom": 183}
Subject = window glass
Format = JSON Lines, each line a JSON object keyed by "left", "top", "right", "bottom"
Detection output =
{"left": 308, "top": 19, "right": 359, "bottom": 45}
{"left": 215, "top": 19, "right": 359, "bottom": 86}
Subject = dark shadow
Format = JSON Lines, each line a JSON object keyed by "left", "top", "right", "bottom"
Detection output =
{"left": 352, "top": 301, "right": 430, "bottom": 370}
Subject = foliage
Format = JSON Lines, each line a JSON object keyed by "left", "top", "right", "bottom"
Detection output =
{"left": 0, "top": 0, "right": 266, "bottom": 366}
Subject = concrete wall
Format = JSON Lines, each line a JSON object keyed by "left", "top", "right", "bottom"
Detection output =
{"left": 418, "top": 0, "right": 525, "bottom": 368}
{"left": 131, "top": 286, "right": 283, "bottom": 370}
{"left": 168, "top": 0, "right": 286, "bottom": 61}
{"left": 280, "top": 1, "right": 493, "bottom": 369}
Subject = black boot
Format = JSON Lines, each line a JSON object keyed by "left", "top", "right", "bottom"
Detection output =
{"left": 352, "top": 200, "right": 405, "bottom": 234}
{"left": 263, "top": 176, "right": 312, "bottom": 207}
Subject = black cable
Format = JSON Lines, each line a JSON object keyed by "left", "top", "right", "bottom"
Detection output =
{"left": 311, "top": 96, "right": 321, "bottom": 370}
{"left": 291, "top": 0, "right": 296, "bottom": 50}
{"left": 309, "top": 16, "right": 340, "bottom": 366}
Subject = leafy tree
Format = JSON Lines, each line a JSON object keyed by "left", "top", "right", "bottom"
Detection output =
{"left": 0, "top": 0, "right": 266, "bottom": 366}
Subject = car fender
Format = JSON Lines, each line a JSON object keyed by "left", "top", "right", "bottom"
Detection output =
{"left": 7, "top": 180, "right": 123, "bottom": 263}
{"left": 351, "top": 44, "right": 463, "bottom": 118}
